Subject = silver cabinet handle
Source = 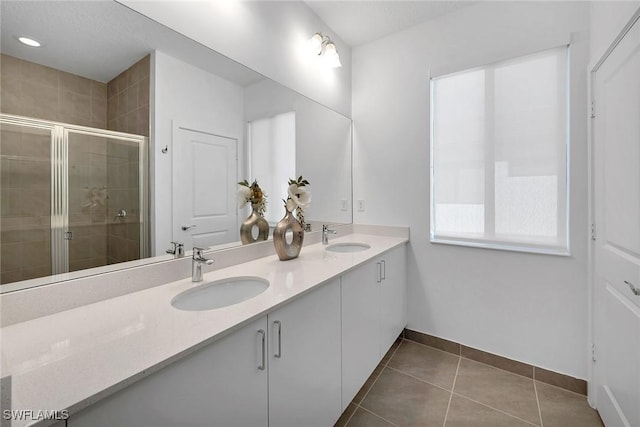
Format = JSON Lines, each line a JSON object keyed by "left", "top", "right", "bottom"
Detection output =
{"left": 376, "top": 262, "right": 382, "bottom": 283}
{"left": 381, "top": 260, "right": 386, "bottom": 280}
{"left": 257, "top": 329, "right": 266, "bottom": 370}
{"left": 181, "top": 224, "right": 196, "bottom": 231}
{"left": 273, "top": 321, "right": 282, "bottom": 358}
{"left": 625, "top": 281, "right": 640, "bottom": 296}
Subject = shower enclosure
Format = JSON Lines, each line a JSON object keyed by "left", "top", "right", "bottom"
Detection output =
{"left": 0, "top": 113, "right": 148, "bottom": 285}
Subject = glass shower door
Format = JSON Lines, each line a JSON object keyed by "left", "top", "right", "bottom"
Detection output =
{"left": 66, "top": 130, "right": 146, "bottom": 271}
{"left": 1, "top": 113, "right": 148, "bottom": 286}
{"left": 0, "top": 121, "right": 53, "bottom": 284}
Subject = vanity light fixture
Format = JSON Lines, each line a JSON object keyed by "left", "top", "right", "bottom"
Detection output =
{"left": 18, "top": 36, "right": 41, "bottom": 47}
{"left": 309, "top": 32, "right": 341, "bottom": 68}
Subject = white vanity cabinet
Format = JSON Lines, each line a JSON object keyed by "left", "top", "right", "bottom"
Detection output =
{"left": 341, "top": 244, "right": 407, "bottom": 409}
{"left": 268, "top": 278, "right": 342, "bottom": 427}
{"left": 68, "top": 279, "right": 342, "bottom": 427}
{"left": 68, "top": 316, "right": 269, "bottom": 427}
{"left": 379, "top": 244, "right": 407, "bottom": 354}
{"left": 341, "top": 256, "right": 381, "bottom": 409}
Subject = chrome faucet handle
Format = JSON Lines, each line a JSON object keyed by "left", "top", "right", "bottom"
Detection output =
{"left": 322, "top": 224, "right": 337, "bottom": 233}
{"left": 322, "top": 224, "right": 337, "bottom": 245}
{"left": 192, "top": 247, "right": 214, "bottom": 264}
{"left": 191, "top": 247, "right": 214, "bottom": 282}
{"left": 166, "top": 241, "right": 185, "bottom": 258}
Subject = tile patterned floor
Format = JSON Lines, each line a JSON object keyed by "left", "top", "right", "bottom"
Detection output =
{"left": 335, "top": 339, "right": 604, "bottom": 427}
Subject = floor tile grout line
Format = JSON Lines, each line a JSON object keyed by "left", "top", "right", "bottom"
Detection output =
{"left": 358, "top": 405, "right": 401, "bottom": 427}
{"left": 404, "top": 337, "right": 544, "bottom": 383}
{"left": 533, "top": 378, "right": 545, "bottom": 427}
{"left": 342, "top": 403, "right": 359, "bottom": 427}
{"left": 450, "top": 392, "right": 541, "bottom": 427}
{"left": 458, "top": 355, "right": 536, "bottom": 382}
{"left": 442, "top": 354, "right": 462, "bottom": 427}
{"left": 345, "top": 339, "right": 403, "bottom": 427}
{"left": 374, "top": 356, "right": 539, "bottom": 427}
{"left": 403, "top": 337, "right": 462, "bottom": 358}
{"left": 533, "top": 378, "right": 589, "bottom": 398}
{"left": 385, "top": 365, "right": 454, "bottom": 394}
{"left": 384, "top": 342, "right": 539, "bottom": 426}
{"left": 382, "top": 338, "right": 404, "bottom": 368}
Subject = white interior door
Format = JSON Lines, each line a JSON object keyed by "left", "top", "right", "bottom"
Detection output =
{"left": 172, "top": 125, "right": 238, "bottom": 249}
{"left": 593, "top": 12, "right": 640, "bottom": 427}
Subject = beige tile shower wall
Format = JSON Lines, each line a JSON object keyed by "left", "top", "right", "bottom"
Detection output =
{"left": 106, "top": 55, "right": 149, "bottom": 264}
{"left": 0, "top": 54, "right": 108, "bottom": 128}
{"left": 106, "top": 55, "right": 150, "bottom": 137}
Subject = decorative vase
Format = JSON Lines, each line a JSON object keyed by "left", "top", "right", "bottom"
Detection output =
{"left": 240, "top": 205, "right": 269, "bottom": 245}
{"left": 273, "top": 206, "right": 304, "bottom": 260}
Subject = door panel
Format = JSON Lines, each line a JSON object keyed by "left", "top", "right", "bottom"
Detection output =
{"left": 172, "top": 126, "right": 237, "bottom": 249}
{"left": 593, "top": 12, "right": 640, "bottom": 427}
{"left": 598, "top": 285, "right": 640, "bottom": 427}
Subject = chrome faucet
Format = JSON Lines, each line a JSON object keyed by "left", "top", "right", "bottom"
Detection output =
{"left": 192, "top": 247, "right": 214, "bottom": 282}
{"left": 166, "top": 241, "right": 185, "bottom": 258}
{"left": 322, "top": 224, "right": 337, "bottom": 245}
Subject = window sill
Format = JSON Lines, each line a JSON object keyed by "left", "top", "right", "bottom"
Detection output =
{"left": 430, "top": 237, "right": 570, "bottom": 257}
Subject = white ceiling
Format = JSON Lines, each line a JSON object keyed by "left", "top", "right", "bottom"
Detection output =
{"left": 0, "top": 1, "right": 263, "bottom": 85}
{"left": 304, "top": 1, "right": 476, "bottom": 47}
{"left": 1, "top": 1, "right": 476, "bottom": 84}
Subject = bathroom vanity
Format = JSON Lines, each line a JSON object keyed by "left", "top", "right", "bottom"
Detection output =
{"left": 0, "top": 227, "right": 408, "bottom": 427}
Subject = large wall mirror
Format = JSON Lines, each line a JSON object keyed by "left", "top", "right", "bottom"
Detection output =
{"left": 0, "top": 1, "right": 352, "bottom": 293}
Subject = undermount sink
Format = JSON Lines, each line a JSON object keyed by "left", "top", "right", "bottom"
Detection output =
{"left": 171, "top": 277, "right": 269, "bottom": 311}
{"left": 325, "top": 242, "right": 371, "bottom": 253}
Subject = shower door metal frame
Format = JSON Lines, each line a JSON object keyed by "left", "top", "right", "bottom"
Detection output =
{"left": 0, "top": 113, "right": 149, "bottom": 274}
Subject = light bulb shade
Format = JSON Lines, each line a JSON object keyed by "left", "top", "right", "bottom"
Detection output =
{"left": 322, "top": 42, "right": 342, "bottom": 68}
{"left": 308, "top": 33, "right": 323, "bottom": 55}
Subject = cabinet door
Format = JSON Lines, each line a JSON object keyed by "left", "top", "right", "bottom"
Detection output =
{"left": 380, "top": 245, "right": 407, "bottom": 355}
{"left": 268, "top": 279, "right": 342, "bottom": 427}
{"left": 341, "top": 261, "right": 380, "bottom": 410}
{"left": 69, "top": 316, "right": 268, "bottom": 427}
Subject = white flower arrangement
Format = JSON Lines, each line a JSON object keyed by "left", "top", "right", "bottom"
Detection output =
{"left": 237, "top": 179, "right": 267, "bottom": 216}
{"left": 284, "top": 176, "right": 311, "bottom": 227}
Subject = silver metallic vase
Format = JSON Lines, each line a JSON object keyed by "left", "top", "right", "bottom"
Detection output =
{"left": 240, "top": 205, "right": 269, "bottom": 245}
{"left": 273, "top": 206, "right": 304, "bottom": 260}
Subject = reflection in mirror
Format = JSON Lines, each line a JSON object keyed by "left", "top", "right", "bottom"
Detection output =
{"left": 0, "top": 1, "right": 352, "bottom": 293}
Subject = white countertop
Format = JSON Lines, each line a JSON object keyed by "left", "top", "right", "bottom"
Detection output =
{"left": 0, "top": 232, "right": 407, "bottom": 427}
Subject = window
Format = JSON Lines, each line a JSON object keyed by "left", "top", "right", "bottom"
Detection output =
{"left": 430, "top": 46, "right": 569, "bottom": 255}
{"left": 247, "top": 112, "right": 296, "bottom": 224}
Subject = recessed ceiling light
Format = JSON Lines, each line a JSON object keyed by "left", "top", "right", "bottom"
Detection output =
{"left": 18, "top": 37, "right": 41, "bottom": 47}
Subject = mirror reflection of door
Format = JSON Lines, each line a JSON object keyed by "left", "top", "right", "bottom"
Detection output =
{"left": 172, "top": 125, "right": 238, "bottom": 250}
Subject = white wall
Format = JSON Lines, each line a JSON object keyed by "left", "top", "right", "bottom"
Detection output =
{"left": 353, "top": 2, "right": 590, "bottom": 379}
{"left": 244, "top": 79, "right": 352, "bottom": 226}
{"left": 151, "top": 51, "right": 245, "bottom": 255}
{"left": 590, "top": 1, "right": 640, "bottom": 65}
{"left": 120, "top": 0, "right": 352, "bottom": 118}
